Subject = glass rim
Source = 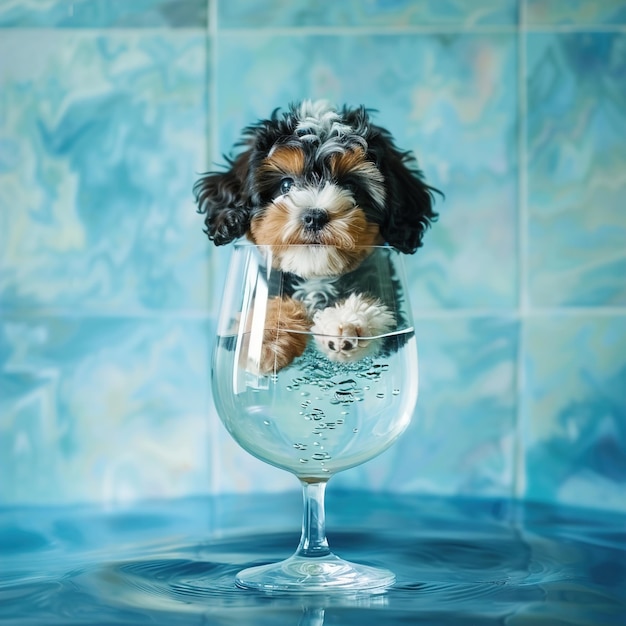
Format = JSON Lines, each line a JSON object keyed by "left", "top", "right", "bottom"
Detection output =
{"left": 232, "top": 241, "right": 400, "bottom": 251}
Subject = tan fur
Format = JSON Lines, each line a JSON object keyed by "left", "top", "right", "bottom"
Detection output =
{"left": 250, "top": 203, "right": 381, "bottom": 256}
{"left": 246, "top": 147, "right": 385, "bottom": 372}
{"left": 330, "top": 148, "right": 384, "bottom": 183}
{"left": 261, "top": 146, "right": 305, "bottom": 177}
{"left": 249, "top": 201, "right": 300, "bottom": 246}
{"left": 258, "top": 296, "right": 310, "bottom": 374}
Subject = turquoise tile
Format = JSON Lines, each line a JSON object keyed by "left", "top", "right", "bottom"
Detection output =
{"left": 0, "top": 0, "right": 207, "bottom": 27}
{"left": 0, "top": 32, "right": 209, "bottom": 314}
{"left": 526, "top": 0, "right": 626, "bottom": 25}
{"left": 0, "top": 315, "right": 213, "bottom": 505}
{"left": 212, "top": 417, "right": 301, "bottom": 494}
{"left": 216, "top": 33, "right": 518, "bottom": 309}
{"left": 219, "top": 0, "right": 518, "bottom": 28}
{"left": 210, "top": 316, "right": 519, "bottom": 496}
{"left": 527, "top": 33, "right": 626, "bottom": 306}
{"left": 334, "top": 316, "right": 519, "bottom": 496}
{"left": 523, "top": 315, "right": 626, "bottom": 512}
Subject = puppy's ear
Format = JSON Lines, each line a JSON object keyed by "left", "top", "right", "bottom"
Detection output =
{"left": 193, "top": 150, "right": 252, "bottom": 245}
{"left": 368, "top": 127, "right": 441, "bottom": 254}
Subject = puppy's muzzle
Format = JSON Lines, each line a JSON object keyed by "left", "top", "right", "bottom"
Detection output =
{"left": 302, "top": 208, "right": 329, "bottom": 232}
{"left": 328, "top": 338, "right": 356, "bottom": 353}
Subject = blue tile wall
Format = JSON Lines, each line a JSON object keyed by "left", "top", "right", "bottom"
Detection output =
{"left": 1, "top": 1, "right": 625, "bottom": 511}
{"left": 0, "top": 0, "right": 207, "bottom": 27}
{"left": 526, "top": 0, "right": 626, "bottom": 25}
{"left": 0, "top": 31, "right": 208, "bottom": 314}
{"left": 527, "top": 32, "right": 626, "bottom": 306}
{"left": 1, "top": 315, "right": 212, "bottom": 503}
{"left": 524, "top": 315, "right": 626, "bottom": 511}
{"left": 216, "top": 32, "right": 519, "bottom": 309}
{"left": 219, "top": 0, "right": 518, "bottom": 28}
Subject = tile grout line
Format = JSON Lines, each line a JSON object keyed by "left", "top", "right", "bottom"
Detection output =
{"left": 215, "top": 24, "right": 626, "bottom": 36}
{"left": 514, "top": 0, "right": 529, "bottom": 504}
{"left": 0, "top": 26, "right": 626, "bottom": 37}
{"left": 0, "top": 26, "right": 208, "bottom": 34}
{"left": 209, "top": 0, "right": 220, "bottom": 169}
{"left": 3, "top": 306, "right": 626, "bottom": 321}
{"left": 207, "top": 0, "right": 221, "bottom": 497}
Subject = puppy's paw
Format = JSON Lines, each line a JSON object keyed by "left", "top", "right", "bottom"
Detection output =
{"left": 252, "top": 297, "right": 311, "bottom": 374}
{"left": 311, "top": 293, "right": 396, "bottom": 363}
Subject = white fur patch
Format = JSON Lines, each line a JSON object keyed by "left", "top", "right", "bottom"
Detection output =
{"left": 277, "top": 247, "right": 352, "bottom": 278}
{"left": 296, "top": 100, "right": 353, "bottom": 140}
{"left": 284, "top": 181, "right": 355, "bottom": 210}
{"left": 311, "top": 293, "right": 396, "bottom": 362}
{"left": 275, "top": 182, "right": 358, "bottom": 276}
{"left": 291, "top": 276, "right": 340, "bottom": 312}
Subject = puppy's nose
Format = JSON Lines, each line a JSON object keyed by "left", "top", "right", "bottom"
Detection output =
{"left": 302, "top": 208, "right": 329, "bottom": 232}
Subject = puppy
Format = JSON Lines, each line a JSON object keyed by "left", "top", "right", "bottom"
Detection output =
{"left": 194, "top": 100, "right": 439, "bottom": 373}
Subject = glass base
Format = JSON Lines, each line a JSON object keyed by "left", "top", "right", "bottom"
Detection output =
{"left": 235, "top": 553, "right": 395, "bottom": 592}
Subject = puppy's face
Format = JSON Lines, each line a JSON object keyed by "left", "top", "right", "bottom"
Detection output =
{"left": 194, "top": 101, "right": 439, "bottom": 278}
{"left": 248, "top": 141, "right": 385, "bottom": 276}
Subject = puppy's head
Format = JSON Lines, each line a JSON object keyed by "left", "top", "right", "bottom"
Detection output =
{"left": 194, "top": 100, "right": 440, "bottom": 277}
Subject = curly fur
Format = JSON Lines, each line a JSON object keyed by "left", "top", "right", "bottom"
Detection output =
{"left": 194, "top": 100, "right": 441, "bottom": 372}
{"left": 194, "top": 100, "right": 441, "bottom": 263}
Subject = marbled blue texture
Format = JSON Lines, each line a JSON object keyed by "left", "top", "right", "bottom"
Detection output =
{"left": 0, "top": 0, "right": 207, "bottom": 27}
{"left": 218, "top": 0, "right": 518, "bottom": 28}
{"left": 211, "top": 315, "right": 520, "bottom": 497}
{"left": 334, "top": 316, "right": 519, "bottom": 497}
{"left": 526, "top": 0, "right": 626, "bottom": 25}
{"left": 0, "top": 316, "right": 213, "bottom": 504}
{"left": 527, "top": 33, "right": 626, "bottom": 306}
{"left": 0, "top": 32, "right": 209, "bottom": 314}
{"left": 216, "top": 32, "right": 518, "bottom": 310}
{"left": 524, "top": 315, "right": 626, "bottom": 512}
{"left": 1, "top": 1, "right": 625, "bottom": 512}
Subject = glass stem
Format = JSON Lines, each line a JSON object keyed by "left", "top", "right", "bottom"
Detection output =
{"left": 296, "top": 479, "right": 331, "bottom": 558}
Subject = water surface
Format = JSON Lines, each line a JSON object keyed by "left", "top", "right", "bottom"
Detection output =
{"left": 1, "top": 492, "right": 625, "bottom": 625}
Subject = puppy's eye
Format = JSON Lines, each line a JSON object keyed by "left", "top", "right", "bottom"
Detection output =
{"left": 279, "top": 177, "right": 294, "bottom": 195}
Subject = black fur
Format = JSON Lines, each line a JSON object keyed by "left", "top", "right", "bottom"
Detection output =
{"left": 268, "top": 250, "right": 411, "bottom": 358}
{"left": 193, "top": 101, "right": 441, "bottom": 250}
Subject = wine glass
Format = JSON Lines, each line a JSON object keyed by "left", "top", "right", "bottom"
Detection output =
{"left": 212, "top": 243, "right": 418, "bottom": 591}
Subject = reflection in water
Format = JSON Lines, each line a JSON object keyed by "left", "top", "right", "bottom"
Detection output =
{"left": 1, "top": 493, "right": 625, "bottom": 625}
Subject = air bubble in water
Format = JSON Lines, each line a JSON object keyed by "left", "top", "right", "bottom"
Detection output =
{"left": 263, "top": 420, "right": 270, "bottom": 426}
{"left": 311, "top": 408, "right": 325, "bottom": 420}
{"left": 334, "top": 390, "right": 354, "bottom": 403}
{"left": 336, "top": 379, "right": 357, "bottom": 389}
{"left": 311, "top": 452, "right": 330, "bottom": 461}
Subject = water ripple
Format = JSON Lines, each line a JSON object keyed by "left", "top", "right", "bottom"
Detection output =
{"left": 2, "top": 497, "right": 625, "bottom": 624}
